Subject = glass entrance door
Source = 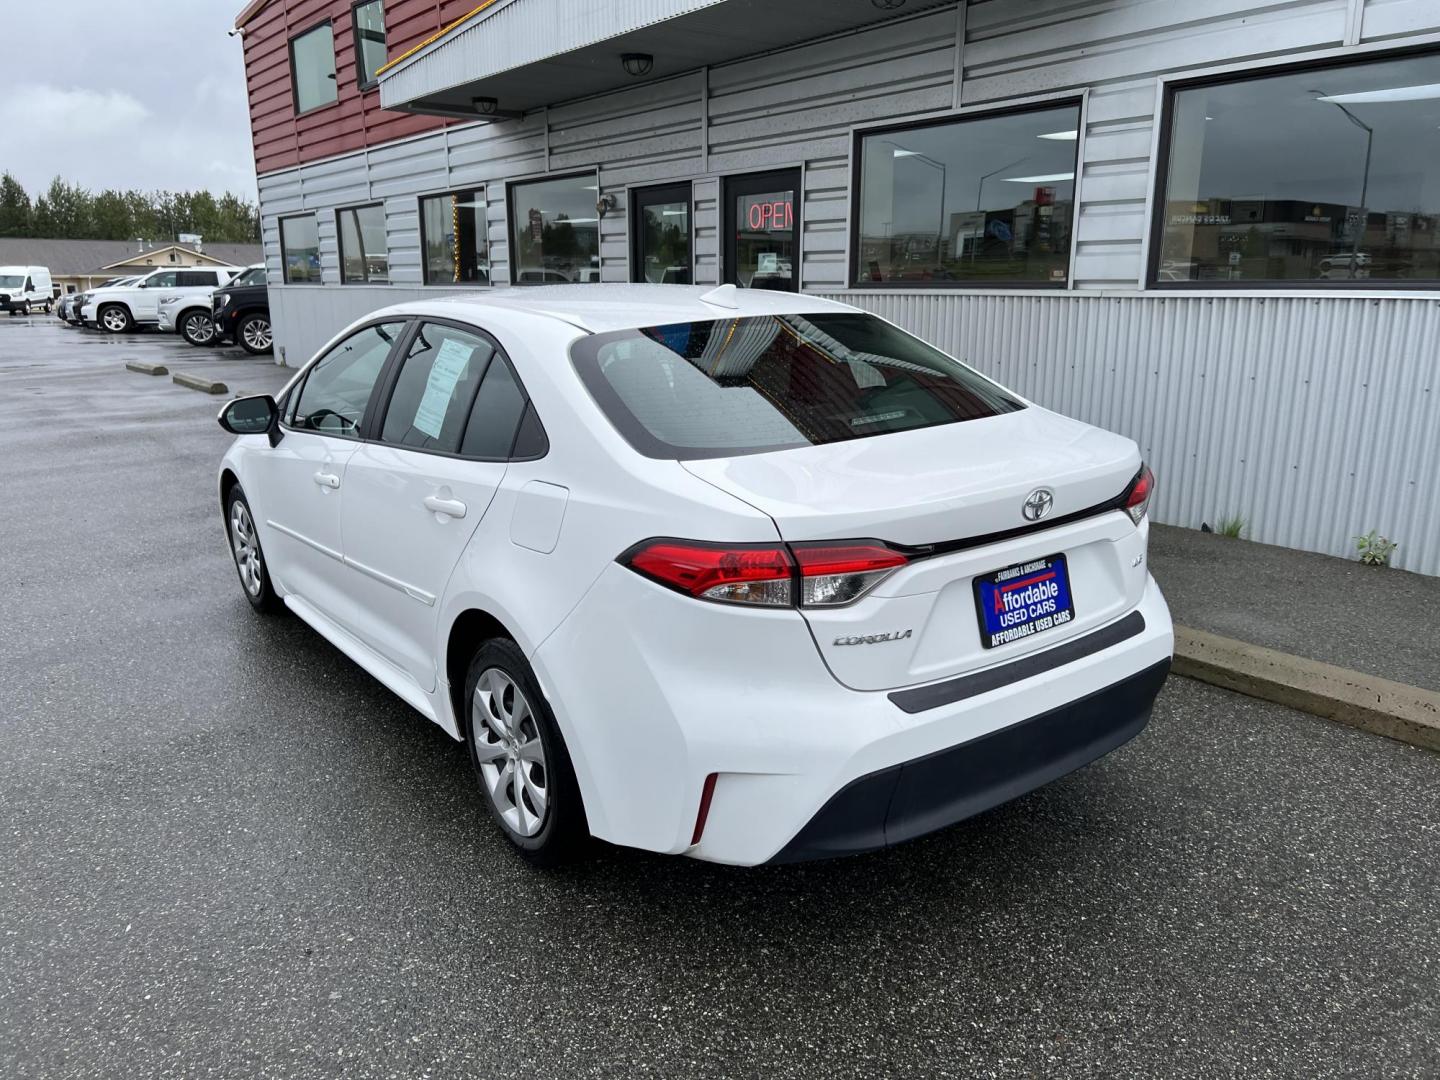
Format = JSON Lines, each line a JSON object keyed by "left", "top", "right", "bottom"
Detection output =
{"left": 724, "top": 169, "right": 801, "bottom": 291}
{"left": 630, "top": 183, "right": 692, "bottom": 284}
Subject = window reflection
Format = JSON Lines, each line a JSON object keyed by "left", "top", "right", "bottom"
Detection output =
{"left": 1158, "top": 54, "right": 1440, "bottom": 284}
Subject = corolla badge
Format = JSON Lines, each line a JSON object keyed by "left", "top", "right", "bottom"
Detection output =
{"left": 833, "top": 629, "right": 913, "bottom": 646}
{"left": 1022, "top": 487, "right": 1055, "bottom": 522}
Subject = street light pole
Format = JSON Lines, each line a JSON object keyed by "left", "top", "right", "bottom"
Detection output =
{"left": 1311, "top": 89, "right": 1374, "bottom": 272}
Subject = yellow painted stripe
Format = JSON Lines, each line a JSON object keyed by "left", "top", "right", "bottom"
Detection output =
{"left": 375, "top": 0, "right": 502, "bottom": 77}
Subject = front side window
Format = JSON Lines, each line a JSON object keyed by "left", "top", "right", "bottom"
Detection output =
{"left": 855, "top": 103, "right": 1080, "bottom": 287}
{"left": 421, "top": 189, "right": 489, "bottom": 284}
{"left": 144, "top": 271, "right": 179, "bottom": 289}
{"left": 290, "top": 22, "right": 338, "bottom": 114}
{"left": 352, "top": 0, "right": 387, "bottom": 89}
{"left": 1155, "top": 52, "right": 1440, "bottom": 286}
{"left": 233, "top": 267, "right": 268, "bottom": 287}
{"left": 280, "top": 215, "right": 321, "bottom": 283}
{"left": 291, "top": 320, "right": 405, "bottom": 437}
{"left": 571, "top": 312, "right": 1023, "bottom": 460}
{"left": 509, "top": 174, "right": 600, "bottom": 285}
{"left": 380, "top": 324, "right": 495, "bottom": 453}
{"left": 338, "top": 204, "right": 389, "bottom": 284}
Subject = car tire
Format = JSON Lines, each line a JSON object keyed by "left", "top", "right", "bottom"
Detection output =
{"left": 464, "top": 639, "right": 589, "bottom": 867}
{"left": 224, "top": 486, "right": 285, "bottom": 615}
{"left": 180, "top": 310, "right": 216, "bottom": 347}
{"left": 98, "top": 304, "right": 133, "bottom": 333}
{"left": 237, "top": 313, "right": 273, "bottom": 355}
{"left": 21, "top": 301, "right": 30, "bottom": 316}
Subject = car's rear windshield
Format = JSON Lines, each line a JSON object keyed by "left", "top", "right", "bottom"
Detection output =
{"left": 569, "top": 312, "right": 1023, "bottom": 460}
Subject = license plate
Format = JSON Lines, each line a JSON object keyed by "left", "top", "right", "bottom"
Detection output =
{"left": 973, "top": 554, "right": 1075, "bottom": 649}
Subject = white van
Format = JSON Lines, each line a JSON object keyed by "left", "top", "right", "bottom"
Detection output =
{"left": 0, "top": 266, "right": 55, "bottom": 315}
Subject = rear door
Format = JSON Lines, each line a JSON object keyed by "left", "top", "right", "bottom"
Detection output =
{"left": 338, "top": 320, "right": 534, "bottom": 690}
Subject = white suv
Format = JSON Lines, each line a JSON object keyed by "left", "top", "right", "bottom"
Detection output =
{"left": 216, "top": 285, "right": 1173, "bottom": 867}
{"left": 159, "top": 265, "right": 265, "bottom": 346}
{"left": 83, "top": 266, "right": 237, "bottom": 333}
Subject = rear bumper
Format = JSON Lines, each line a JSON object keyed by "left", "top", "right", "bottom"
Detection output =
{"left": 770, "top": 658, "right": 1169, "bottom": 862}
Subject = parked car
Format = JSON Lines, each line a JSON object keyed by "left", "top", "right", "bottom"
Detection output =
{"left": 211, "top": 265, "right": 272, "bottom": 354}
{"left": 59, "top": 277, "right": 136, "bottom": 325}
{"left": 215, "top": 285, "right": 1173, "bottom": 867}
{"left": 0, "top": 266, "right": 55, "bottom": 315}
{"left": 82, "top": 266, "right": 239, "bottom": 333}
{"left": 159, "top": 265, "right": 265, "bottom": 347}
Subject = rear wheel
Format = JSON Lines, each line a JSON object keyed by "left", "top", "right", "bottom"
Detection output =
{"left": 465, "top": 639, "right": 588, "bottom": 866}
{"left": 237, "top": 313, "right": 272, "bottom": 354}
{"left": 98, "top": 304, "right": 133, "bottom": 333}
{"left": 180, "top": 309, "right": 216, "bottom": 346}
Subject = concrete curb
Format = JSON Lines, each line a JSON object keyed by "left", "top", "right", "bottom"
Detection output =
{"left": 172, "top": 371, "right": 228, "bottom": 395}
{"left": 1174, "top": 625, "right": 1440, "bottom": 753}
{"left": 125, "top": 360, "right": 168, "bottom": 376}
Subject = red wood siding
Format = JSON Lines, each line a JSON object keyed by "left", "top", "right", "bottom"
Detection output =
{"left": 241, "top": 0, "right": 478, "bottom": 176}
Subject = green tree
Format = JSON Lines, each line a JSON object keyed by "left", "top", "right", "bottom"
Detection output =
{"left": 91, "top": 189, "right": 133, "bottom": 240}
{"left": 0, "top": 172, "right": 31, "bottom": 236}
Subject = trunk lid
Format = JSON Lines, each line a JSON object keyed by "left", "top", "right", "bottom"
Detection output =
{"left": 682, "top": 407, "right": 1149, "bottom": 691}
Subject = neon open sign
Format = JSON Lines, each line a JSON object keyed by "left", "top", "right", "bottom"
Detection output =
{"left": 744, "top": 195, "right": 793, "bottom": 232}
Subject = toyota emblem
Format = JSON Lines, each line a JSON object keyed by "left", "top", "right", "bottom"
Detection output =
{"left": 1022, "top": 488, "right": 1055, "bottom": 522}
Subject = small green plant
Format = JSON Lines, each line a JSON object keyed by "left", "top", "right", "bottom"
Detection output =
{"left": 1355, "top": 530, "right": 1398, "bottom": 567}
{"left": 1217, "top": 515, "right": 1246, "bottom": 539}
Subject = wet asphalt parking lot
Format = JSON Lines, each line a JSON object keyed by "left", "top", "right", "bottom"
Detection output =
{"left": 1, "top": 314, "right": 1439, "bottom": 1079}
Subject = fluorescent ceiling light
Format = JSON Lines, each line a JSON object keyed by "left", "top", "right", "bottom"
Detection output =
{"left": 892, "top": 148, "right": 922, "bottom": 157}
{"left": 1001, "top": 172, "right": 1075, "bottom": 184}
{"left": 1318, "top": 83, "right": 1440, "bottom": 104}
{"left": 1037, "top": 130, "right": 1078, "bottom": 140}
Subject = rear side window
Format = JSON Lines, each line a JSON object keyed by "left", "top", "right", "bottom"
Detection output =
{"left": 570, "top": 312, "right": 1023, "bottom": 459}
{"left": 291, "top": 320, "right": 405, "bottom": 437}
{"left": 459, "top": 355, "right": 528, "bottom": 459}
{"left": 380, "top": 323, "right": 494, "bottom": 453}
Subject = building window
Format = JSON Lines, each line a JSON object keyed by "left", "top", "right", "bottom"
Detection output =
{"left": 631, "top": 183, "right": 691, "bottom": 284}
{"left": 421, "top": 189, "right": 489, "bottom": 284}
{"left": 1154, "top": 52, "right": 1440, "bottom": 286}
{"left": 853, "top": 102, "right": 1080, "bottom": 287}
{"left": 352, "top": 1, "right": 387, "bottom": 90}
{"left": 508, "top": 173, "right": 601, "bottom": 284}
{"left": 337, "top": 204, "right": 389, "bottom": 284}
{"left": 290, "top": 22, "right": 338, "bottom": 114}
{"left": 280, "top": 214, "right": 322, "bottom": 284}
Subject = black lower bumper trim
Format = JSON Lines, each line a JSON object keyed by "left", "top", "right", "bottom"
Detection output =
{"left": 769, "top": 658, "right": 1171, "bottom": 863}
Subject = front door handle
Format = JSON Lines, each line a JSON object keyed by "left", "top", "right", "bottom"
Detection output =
{"left": 423, "top": 495, "right": 468, "bottom": 519}
{"left": 313, "top": 471, "right": 341, "bottom": 489}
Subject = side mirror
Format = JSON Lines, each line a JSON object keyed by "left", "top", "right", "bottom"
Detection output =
{"left": 218, "top": 394, "right": 281, "bottom": 446}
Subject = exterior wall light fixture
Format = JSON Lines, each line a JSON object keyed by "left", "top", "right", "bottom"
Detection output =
{"left": 622, "top": 53, "right": 654, "bottom": 77}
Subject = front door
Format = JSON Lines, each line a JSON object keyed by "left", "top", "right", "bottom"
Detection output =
{"left": 723, "top": 169, "right": 801, "bottom": 291}
{"left": 339, "top": 320, "right": 530, "bottom": 690}
{"left": 630, "top": 182, "right": 692, "bottom": 284}
{"left": 249, "top": 319, "right": 407, "bottom": 623}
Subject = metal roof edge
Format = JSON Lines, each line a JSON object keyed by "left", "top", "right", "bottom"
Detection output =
{"left": 375, "top": 0, "right": 507, "bottom": 78}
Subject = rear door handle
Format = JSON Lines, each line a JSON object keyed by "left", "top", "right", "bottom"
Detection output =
{"left": 423, "top": 495, "right": 468, "bottom": 519}
{"left": 313, "top": 471, "right": 340, "bottom": 489}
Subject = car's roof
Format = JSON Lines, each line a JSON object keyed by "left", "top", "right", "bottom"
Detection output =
{"left": 380, "top": 284, "right": 860, "bottom": 335}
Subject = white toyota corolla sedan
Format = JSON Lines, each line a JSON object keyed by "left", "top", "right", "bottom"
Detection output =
{"left": 217, "top": 285, "right": 1173, "bottom": 866}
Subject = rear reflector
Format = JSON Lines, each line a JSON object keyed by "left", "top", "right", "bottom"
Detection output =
{"left": 620, "top": 538, "right": 908, "bottom": 608}
{"left": 691, "top": 772, "right": 719, "bottom": 846}
{"left": 1123, "top": 464, "right": 1155, "bottom": 525}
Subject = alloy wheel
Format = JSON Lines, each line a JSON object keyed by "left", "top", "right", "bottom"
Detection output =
{"left": 242, "top": 317, "right": 272, "bottom": 351}
{"left": 183, "top": 312, "right": 216, "bottom": 345}
{"left": 472, "top": 668, "right": 550, "bottom": 837}
{"left": 101, "top": 308, "right": 128, "bottom": 332}
{"left": 229, "top": 500, "right": 263, "bottom": 597}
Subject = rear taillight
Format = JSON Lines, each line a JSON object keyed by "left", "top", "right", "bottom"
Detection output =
{"left": 621, "top": 539, "right": 907, "bottom": 608}
{"left": 792, "top": 542, "right": 908, "bottom": 607}
{"left": 1123, "top": 464, "right": 1155, "bottom": 525}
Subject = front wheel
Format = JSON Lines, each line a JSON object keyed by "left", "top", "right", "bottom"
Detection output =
{"left": 180, "top": 310, "right": 216, "bottom": 346}
{"left": 225, "top": 486, "right": 284, "bottom": 614}
{"left": 237, "top": 313, "right": 272, "bottom": 354}
{"left": 98, "top": 304, "right": 133, "bottom": 333}
{"left": 465, "top": 639, "right": 589, "bottom": 866}
{"left": 20, "top": 301, "right": 30, "bottom": 316}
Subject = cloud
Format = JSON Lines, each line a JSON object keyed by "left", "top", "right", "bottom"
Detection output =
{"left": 11, "top": 85, "right": 150, "bottom": 139}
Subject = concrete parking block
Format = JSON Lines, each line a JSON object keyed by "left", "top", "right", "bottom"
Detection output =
{"left": 172, "top": 371, "right": 229, "bottom": 395}
{"left": 1175, "top": 625, "right": 1440, "bottom": 753}
{"left": 125, "top": 360, "right": 168, "bottom": 376}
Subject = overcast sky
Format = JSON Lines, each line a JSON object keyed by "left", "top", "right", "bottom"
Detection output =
{"left": 0, "top": 1, "right": 256, "bottom": 203}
